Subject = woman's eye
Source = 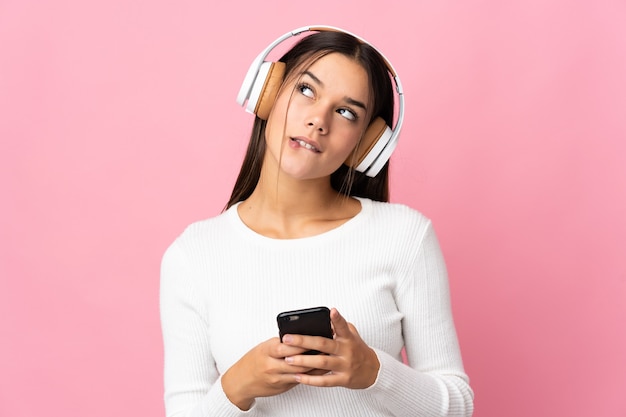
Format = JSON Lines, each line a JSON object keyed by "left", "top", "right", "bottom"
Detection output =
{"left": 337, "top": 108, "right": 357, "bottom": 121}
{"left": 298, "top": 84, "right": 314, "bottom": 98}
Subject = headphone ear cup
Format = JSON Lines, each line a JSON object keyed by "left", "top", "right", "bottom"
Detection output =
{"left": 345, "top": 117, "right": 390, "bottom": 169}
{"left": 253, "top": 62, "right": 286, "bottom": 120}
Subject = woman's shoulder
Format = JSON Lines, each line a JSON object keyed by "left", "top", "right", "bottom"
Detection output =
{"left": 356, "top": 198, "right": 436, "bottom": 253}
{"left": 357, "top": 198, "right": 434, "bottom": 242}
{"left": 167, "top": 208, "right": 235, "bottom": 249}
{"left": 364, "top": 198, "right": 432, "bottom": 227}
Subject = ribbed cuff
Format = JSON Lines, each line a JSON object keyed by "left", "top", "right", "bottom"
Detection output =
{"left": 202, "top": 376, "right": 257, "bottom": 416}
{"left": 365, "top": 348, "right": 447, "bottom": 416}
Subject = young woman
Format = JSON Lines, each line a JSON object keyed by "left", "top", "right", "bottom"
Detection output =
{"left": 160, "top": 26, "right": 474, "bottom": 417}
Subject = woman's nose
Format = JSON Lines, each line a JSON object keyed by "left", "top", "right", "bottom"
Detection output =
{"left": 306, "top": 105, "right": 329, "bottom": 134}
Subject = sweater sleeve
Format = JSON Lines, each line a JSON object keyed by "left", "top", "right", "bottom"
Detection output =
{"left": 366, "top": 221, "right": 474, "bottom": 417}
{"left": 160, "top": 240, "right": 255, "bottom": 417}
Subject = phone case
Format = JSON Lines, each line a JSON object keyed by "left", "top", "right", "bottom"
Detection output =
{"left": 276, "top": 306, "right": 333, "bottom": 354}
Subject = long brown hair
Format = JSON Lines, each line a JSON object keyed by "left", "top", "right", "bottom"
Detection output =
{"left": 226, "top": 31, "right": 395, "bottom": 209}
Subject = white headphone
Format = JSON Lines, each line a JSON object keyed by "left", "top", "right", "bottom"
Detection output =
{"left": 236, "top": 25, "right": 404, "bottom": 177}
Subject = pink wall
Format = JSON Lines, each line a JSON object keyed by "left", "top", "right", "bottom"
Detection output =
{"left": 1, "top": 1, "right": 625, "bottom": 416}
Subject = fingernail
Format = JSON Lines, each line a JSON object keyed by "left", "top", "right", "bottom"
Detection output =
{"left": 294, "top": 375, "right": 301, "bottom": 383}
{"left": 283, "top": 335, "right": 293, "bottom": 343}
{"left": 285, "top": 356, "right": 294, "bottom": 364}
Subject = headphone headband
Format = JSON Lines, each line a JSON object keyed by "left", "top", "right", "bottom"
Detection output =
{"left": 236, "top": 25, "right": 405, "bottom": 177}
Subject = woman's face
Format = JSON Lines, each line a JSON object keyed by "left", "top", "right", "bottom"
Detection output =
{"left": 264, "top": 52, "right": 371, "bottom": 181}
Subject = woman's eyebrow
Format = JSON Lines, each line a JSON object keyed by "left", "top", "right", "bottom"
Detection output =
{"left": 302, "top": 70, "right": 368, "bottom": 112}
{"left": 344, "top": 97, "right": 368, "bottom": 112}
{"left": 303, "top": 70, "right": 324, "bottom": 86}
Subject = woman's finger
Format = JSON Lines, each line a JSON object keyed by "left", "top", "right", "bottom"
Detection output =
{"left": 329, "top": 308, "right": 352, "bottom": 338}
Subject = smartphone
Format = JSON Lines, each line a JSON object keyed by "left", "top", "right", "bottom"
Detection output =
{"left": 276, "top": 306, "right": 333, "bottom": 355}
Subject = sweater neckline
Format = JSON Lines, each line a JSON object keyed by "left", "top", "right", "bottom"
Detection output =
{"left": 227, "top": 197, "right": 371, "bottom": 244}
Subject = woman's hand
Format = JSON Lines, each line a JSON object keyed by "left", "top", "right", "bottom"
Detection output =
{"left": 282, "top": 308, "right": 380, "bottom": 389}
{"left": 221, "top": 337, "right": 314, "bottom": 410}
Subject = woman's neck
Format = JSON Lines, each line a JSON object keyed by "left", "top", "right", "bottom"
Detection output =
{"left": 237, "top": 171, "right": 360, "bottom": 239}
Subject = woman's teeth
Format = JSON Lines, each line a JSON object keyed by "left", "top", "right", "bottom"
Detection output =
{"left": 293, "top": 138, "right": 319, "bottom": 152}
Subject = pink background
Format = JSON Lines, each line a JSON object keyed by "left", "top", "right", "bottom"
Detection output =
{"left": 1, "top": 1, "right": 625, "bottom": 416}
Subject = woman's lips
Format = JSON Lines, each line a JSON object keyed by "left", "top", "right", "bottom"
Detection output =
{"left": 291, "top": 137, "right": 320, "bottom": 153}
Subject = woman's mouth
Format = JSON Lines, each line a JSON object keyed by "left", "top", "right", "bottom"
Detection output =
{"left": 291, "top": 137, "right": 320, "bottom": 153}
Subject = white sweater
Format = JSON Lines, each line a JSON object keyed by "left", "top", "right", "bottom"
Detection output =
{"left": 160, "top": 197, "right": 474, "bottom": 417}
